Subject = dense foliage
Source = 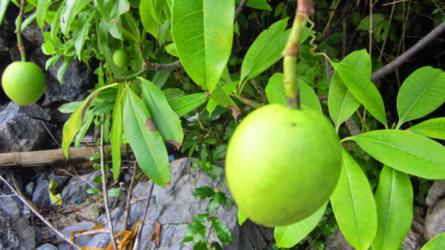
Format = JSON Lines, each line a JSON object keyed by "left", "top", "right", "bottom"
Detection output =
{"left": 1, "top": 0, "right": 445, "bottom": 249}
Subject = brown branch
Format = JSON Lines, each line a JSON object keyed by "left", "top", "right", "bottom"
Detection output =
{"left": 99, "top": 123, "right": 118, "bottom": 250}
{"left": 0, "top": 174, "right": 80, "bottom": 249}
{"left": 143, "top": 60, "right": 181, "bottom": 71}
{"left": 123, "top": 161, "right": 138, "bottom": 230}
{"left": 16, "top": 0, "right": 26, "bottom": 61}
{"left": 133, "top": 181, "right": 155, "bottom": 250}
{"left": 372, "top": 21, "right": 445, "bottom": 81}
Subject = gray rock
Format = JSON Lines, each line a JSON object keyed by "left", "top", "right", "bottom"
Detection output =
{"left": 0, "top": 210, "right": 24, "bottom": 250}
{"left": 0, "top": 208, "right": 35, "bottom": 250}
{"left": 426, "top": 181, "right": 445, "bottom": 208}
{"left": 0, "top": 196, "right": 20, "bottom": 219}
{"left": 32, "top": 173, "right": 68, "bottom": 207}
{"left": 58, "top": 221, "right": 96, "bottom": 249}
{"left": 36, "top": 243, "right": 58, "bottom": 250}
{"left": 403, "top": 207, "right": 425, "bottom": 250}
{"left": 85, "top": 158, "right": 272, "bottom": 250}
{"left": 0, "top": 102, "right": 49, "bottom": 152}
{"left": 30, "top": 49, "right": 95, "bottom": 106}
{"left": 325, "top": 228, "right": 353, "bottom": 250}
{"left": 22, "top": 22, "right": 43, "bottom": 45}
{"left": 425, "top": 198, "right": 445, "bottom": 240}
{"left": 61, "top": 171, "right": 99, "bottom": 205}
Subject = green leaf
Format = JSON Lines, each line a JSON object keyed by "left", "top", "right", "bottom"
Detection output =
{"left": 330, "top": 149, "right": 377, "bottom": 250}
{"left": 140, "top": 0, "right": 158, "bottom": 38}
{"left": 246, "top": 0, "right": 272, "bottom": 11}
{"left": 74, "top": 110, "right": 94, "bottom": 148}
{"left": 58, "top": 101, "right": 82, "bottom": 114}
{"left": 60, "top": 0, "right": 90, "bottom": 36}
{"left": 265, "top": 73, "right": 322, "bottom": 112}
{"left": 36, "top": 0, "right": 50, "bottom": 28}
{"left": 274, "top": 203, "right": 326, "bottom": 248}
{"left": 207, "top": 81, "right": 237, "bottom": 115}
{"left": 62, "top": 84, "right": 117, "bottom": 157}
{"left": 123, "top": 87, "right": 170, "bottom": 187}
{"left": 168, "top": 93, "right": 208, "bottom": 117}
{"left": 333, "top": 49, "right": 387, "bottom": 127}
{"left": 421, "top": 232, "right": 445, "bottom": 250}
{"left": 352, "top": 129, "right": 445, "bottom": 179}
{"left": 48, "top": 179, "right": 62, "bottom": 206}
{"left": 75, "top": 12, "right": 94, "bottom": 60}
{"left": 192, "top": 186, "right": 215, "bottom": 200}
{"left": 237, "top": 208, "right": 247, "bottom": 225}
{"left": 212, "top": 219, "right": 233, "bottom": 244}
{"left": 108, "top": 187, "right": 123, "bottom": 198}
{"left": 140, "top": 78, "right": 184, "bottom": 147}
{"left": 372, "top": 166, "right": 413, "bottom": 250}
{"left": 397, "top": 66, "right": 445, "bottom": 127}
{"left": 240, "top": 19, "right": 289, "bottom": 83}
{"left": 0, "top": 0, "right": 10, "bottom": 25}
{"left": 165, "top": 43, "right": 179, "bottom": 57}
{"left": 172, "top": 0, "right": 235, "bottom": 91}
{"left": 408, "top": 117, "right": 445, "bottom": 140}
{"left": 328, "top": 72, "right": 361, "bottom": 131}
{"left": 111, "top": 85, "right": 125, "bottom": 181}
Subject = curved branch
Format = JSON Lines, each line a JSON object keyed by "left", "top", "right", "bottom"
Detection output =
{"left": 372, "top": 21, "right": 445, "bottom": 81}
{"left": 16, "top": 0, "right": 26, "bottom": 61}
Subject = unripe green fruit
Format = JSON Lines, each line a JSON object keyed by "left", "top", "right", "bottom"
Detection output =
{"left": 113, "top": 49, "right": 130, "bottom": 68}
{"left": 2, "top": 61, "right": 46, "bottom": 105}
{"left": 226, "top": 104, "right": 342, "bottom": 227}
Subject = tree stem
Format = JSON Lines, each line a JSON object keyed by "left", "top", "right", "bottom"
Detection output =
{"left": 16, "top": 0, "right": 27, "bottom": 61}
{"left": 282, "top": 0, "right": 313, "bottom": 109}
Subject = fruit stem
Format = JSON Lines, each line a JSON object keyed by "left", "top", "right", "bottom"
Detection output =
{"left": 283, "top": 0, "right": 314, "bottom": 109}
{"left": 16, "top": 0, "right": 27, "bottom": 61}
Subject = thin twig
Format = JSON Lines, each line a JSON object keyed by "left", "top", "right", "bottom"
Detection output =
{"left": 235, "top": 0, "right": 247, "bottom": 18}
{"left": 123, "top": 161, "right": 138, "bottom": 230}
{"left": 16, "top": 0, "right": 26, "bottom": 61}
{"left": 371, "top": 21, "right": 445, "bottom": 81}
{"left": 133, "top": 181, "right": 155, "bottom": 250}
{"left": 99, "top": 123, "right": 118, "bottom": 250}
{"left": 0, "top": 173, "right": 80, "bottom": 249}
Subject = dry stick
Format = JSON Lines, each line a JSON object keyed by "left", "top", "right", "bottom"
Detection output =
{"left": 16, "top": 0, "right": 26, "bottom": 61}
{"left": 235, "top": 0, "right": 247, "bottom": 18}
{"left": 99, "top": 123, "right": 118, "bottom": 250}
{"left": 123, "top": 161, "right": 138, "bottom": 230}
{"left": 133, "top": 181, "right": 155, "bottom": 250}
{"left": 0, "top": 174, "right": 80, "bottom": 249}
{"left": 372, "top": 21, "right": 445, "bottom": 81}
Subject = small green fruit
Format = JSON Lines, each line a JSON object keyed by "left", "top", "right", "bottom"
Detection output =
{"left": 226, "top": 104, "right": 342, "bottom": 227}
{"left": 2, "top": 61, "right": 46, "bottom": 105}
{"left": 113, "top": 49, "right": 130, "bottom": 68}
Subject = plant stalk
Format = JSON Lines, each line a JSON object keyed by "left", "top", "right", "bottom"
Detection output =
{"left": 283, "top": 0, "right": 313, "bottom": 109}
{"left": 16, "top": 0, "right": 27, "bottom": 61}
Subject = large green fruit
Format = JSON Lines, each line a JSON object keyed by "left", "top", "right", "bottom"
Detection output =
{"left": 226, "top": 104, "right": 342, "bottom": 227}
{"left": 2, "top": 61, "right": 46, "bottom": 105}
{"left": 113, "top": 49, "right": 130, "bottom": 68}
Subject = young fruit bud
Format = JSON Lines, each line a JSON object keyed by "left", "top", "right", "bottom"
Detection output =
{"left": 113, "top": 49, "right": 130, "bottom": 68}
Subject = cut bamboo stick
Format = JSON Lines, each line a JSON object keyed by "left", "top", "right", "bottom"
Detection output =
{"left": 0, "top": 146, "right": 118, "bottom": 167}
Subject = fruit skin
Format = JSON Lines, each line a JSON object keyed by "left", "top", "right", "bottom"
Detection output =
{"left": 113, "top": 49, "right": 130, "bottom": 68}
{"left": 226, "top": 104, "right": 342, "bottom": 227}
{"left": 2, "top": 61, "right": 46, "bottom": 105}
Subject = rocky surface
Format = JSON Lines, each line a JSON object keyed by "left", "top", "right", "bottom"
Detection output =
{"left": 30, "top": 50, "right": 95, "bottom": 107}
{"left": 54, "top": 158, "right": 273, "bottom": 250}
{"left": 0, "top": 195, "right": 36, "bottom": 249}
{"left": 425, "top": 199, "right": 445, "bottom": 240}
{"left": 0, "top": 102, "right": 50, "bottom": 152}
